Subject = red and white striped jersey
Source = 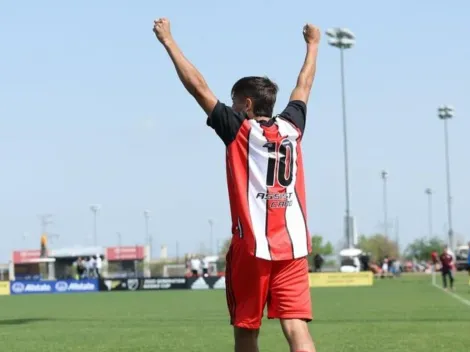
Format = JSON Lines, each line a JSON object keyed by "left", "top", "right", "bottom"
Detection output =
{"left": 207, "top": 100, "right": 311, "bottom": 261}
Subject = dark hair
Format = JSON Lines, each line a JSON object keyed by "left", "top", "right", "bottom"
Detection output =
{"left": 231, "top": 76, "right": 278, "bottom": 117}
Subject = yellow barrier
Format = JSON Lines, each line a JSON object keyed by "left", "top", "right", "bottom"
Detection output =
{"left": 0, "top": 281, "right": 10, "bottom": 295}
{"left": 309, "top": 272, "right": 373, "bottom": 288}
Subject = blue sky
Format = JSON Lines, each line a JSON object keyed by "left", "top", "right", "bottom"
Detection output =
{"left": 1, "top": 0, "right": 468, "bottom": 261}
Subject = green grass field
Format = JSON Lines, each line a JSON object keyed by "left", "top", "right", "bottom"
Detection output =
{"left": 1, "top": 273, "right": 470, "bottom": 352}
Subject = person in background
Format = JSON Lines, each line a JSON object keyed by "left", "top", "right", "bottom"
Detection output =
{"left": 201, "top": 256, "right": 209, "bottom": 277}
{"left": 360, "top": 252, "right": 370, "bottom": 271}
{"left": 467, "top": 242, "right": 470, "bottom": 285}
{"left": 431, "top": 250, "right": 439, "bottom": 272}
{"left": 185, "top": 255, "right": 191, "bottom": 276}
{"left": 76, "top": 257, "right": 85, "bottom": 279}
{"left": 81, "top": 257, "right": 89, "bottom": 278}
{"left": 381, "top": 256, "right": 389, "bottom": 278}
{"left": 190, "top": 256, "right": 200, "bottom": 277}
{"left": 439, "top": 246, "right": 454, "bottom": 291}
{"left": 388, "top": 257, "right": 395, "bottom": 276}
{"left": 313, "top": 253, "right": 324, "bottom": 272}
{"left": 95, "top": 254, "right": 102, "bottom": 278}
{"left": 87, "top": 256, "right": 96, "bottom": 278}
{"left": 393, "top": 258, "right": 401, "bottom": 277}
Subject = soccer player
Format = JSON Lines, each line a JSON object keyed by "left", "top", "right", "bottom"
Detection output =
{"left": 439, "top": 246, "right": 454, "bottom": 291}
{"left": 467, "top": 241, "right": 470, "bottom": 285}
{"left": 153, "top": 18, "right": 320, "bottom": 352}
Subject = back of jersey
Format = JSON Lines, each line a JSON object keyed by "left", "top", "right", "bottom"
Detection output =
{"left": 207, "top": 99, "right": 311, "bottom": 261}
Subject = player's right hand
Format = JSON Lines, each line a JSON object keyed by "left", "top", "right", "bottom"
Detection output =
{"left": 303, "top": 24, "right": 321, "bottom": 45}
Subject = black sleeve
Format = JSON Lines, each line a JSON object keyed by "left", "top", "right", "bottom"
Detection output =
{"left": 279, "top": 100, "right": 307, "bottom": 135}
{"left": 206, "top": 101, "right": 245, "bottom": 146}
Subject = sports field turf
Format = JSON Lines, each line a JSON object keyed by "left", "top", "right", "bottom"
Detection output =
{"left": 1, "top": 273, "right": 470, "bottom": 351}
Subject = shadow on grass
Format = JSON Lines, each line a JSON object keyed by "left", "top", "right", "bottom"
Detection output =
{"left": 314, "top": 317, "right": 470, "bottom": 324}
{"left": 0, "top": 318, "right": 55, "bottom": 326}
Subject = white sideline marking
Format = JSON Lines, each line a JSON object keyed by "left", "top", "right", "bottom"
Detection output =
{"left": 432, "top": 281, "right": 470, "bottom": 307}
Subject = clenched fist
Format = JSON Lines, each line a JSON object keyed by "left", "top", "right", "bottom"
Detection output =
{"left": 153, "top": 18, "right": 173, "bottom": 44}
{"left": 303, "top": 24, "right": 321, "bottom": 45}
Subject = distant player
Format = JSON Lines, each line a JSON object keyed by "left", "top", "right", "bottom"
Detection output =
{"left": 431, "top": 250, "right": 438, "bottom": 274}
{"left": 153, "top": 18, "right": 319, "bottom": 352}
{"left": 439, "top": 246, "right": 454, "bottom": 291}
{"left": 431, "top": 250, "right": 438, "bottom": 266}
{"left": 467, "top": 241, "right": 470, "bottom": 285}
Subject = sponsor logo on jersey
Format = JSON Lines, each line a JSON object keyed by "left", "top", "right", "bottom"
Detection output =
{"left": 256, "top": 192, "right": 293, "bottom": 208}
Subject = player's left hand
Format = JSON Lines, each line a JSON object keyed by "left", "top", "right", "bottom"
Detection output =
{"left": 153, "top": 18, "right": 173, "bottom": 44}
{"left": 303, "top": 24, "right": 321, "bottom": 45}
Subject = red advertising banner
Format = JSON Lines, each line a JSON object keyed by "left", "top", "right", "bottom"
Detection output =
{"left": 12, "top": 250, "right": 42, "bottom": 264}
{"left": 106, "top": 246, "right": 145, "bottom": 261}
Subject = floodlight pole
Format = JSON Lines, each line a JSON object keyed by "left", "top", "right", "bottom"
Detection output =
{"left": 381, "top": 171, "right": 389, "bottom": 239}
{"left": 326, "top": 27, "right": 356, "bottom": 248}
{"left": 438, "top": 105, "right": 455, "bottom": 249}
{"left": 116, "top": 232, "right": 122, "bottom": 247}
{"left": 90, "top": 204, "right": 101, "bottom": 246}
{"left": 208, "top": 219, "right": 214, "bottom": 255}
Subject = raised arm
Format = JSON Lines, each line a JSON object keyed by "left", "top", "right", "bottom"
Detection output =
{"left": 153, "top": 18, "right": 217, "bottom": 115}
{"left": 289, "top": 24, "right": 321, "bottom": 104}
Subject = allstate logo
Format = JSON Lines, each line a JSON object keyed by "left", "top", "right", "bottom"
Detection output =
{"left": 11, "top": 282, "right": 25, "bottom": 293}
{"left": 55, "top": 281, "right": 68, "bottom": 292}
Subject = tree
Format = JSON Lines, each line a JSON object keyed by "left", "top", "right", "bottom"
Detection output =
{"left": 308, "top": 235, "right": 334, "bottom": 267}
{"left": 311, "top": 235, "right": 334, "bottom": 256}
{"left": 358, "top": 234, "right": 398, "bottom": 261}
{"left": 405, "top": 236, "right": 445, "bottom": 261}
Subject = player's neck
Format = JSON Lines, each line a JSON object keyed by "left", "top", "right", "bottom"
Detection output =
{"left": 251, "top": 116, "right": 271, "bottom": 122}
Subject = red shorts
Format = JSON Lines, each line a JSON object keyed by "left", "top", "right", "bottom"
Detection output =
{"left": 225, "top": 241, "right": 312, "bottom": 329}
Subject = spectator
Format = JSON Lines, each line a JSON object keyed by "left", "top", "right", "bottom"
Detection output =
{"left": 95, "top": 254, "right": 102, "bottom": 278}
{"left": 466, "top": 242, "right": 470, "bottom": 285}
{"left": 76, "top": 257, "right": 85, "bottom": 279}
{"left": 360, "top": 252, "right": 370, "bottom": 271}
{"left": 431, "top": 250, "right": 439, "bottom": 271}
{"left": 87, "top": 256, "right": 95, "bottom": 278}
{"left": 201, "top": 256, "right": 209, "bottom": 277}
{"left": 393, "top": 258, "right": 401, "bottom": 276}
{"left": 313, "top": 254, "right": 324, "bottom": 272}
{"left": 190, "top": 256, "right": 200, "bottom": 276}
{"left": 381, "top": 256, "right": 389, "bottom": 277}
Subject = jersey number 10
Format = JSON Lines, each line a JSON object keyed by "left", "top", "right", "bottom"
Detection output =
{"left": 264, "top": 139, "right": 294, "bottom": 188}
